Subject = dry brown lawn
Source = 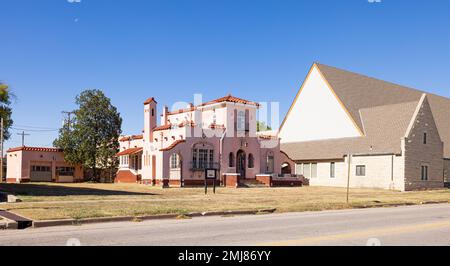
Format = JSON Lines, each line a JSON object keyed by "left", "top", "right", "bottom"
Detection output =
{"left": 0, "top": 183, "right": 448, "bottom": 221}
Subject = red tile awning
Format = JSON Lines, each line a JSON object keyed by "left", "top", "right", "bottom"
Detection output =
{"left": 116, "top": 147, "right": 143, "bottom": 156}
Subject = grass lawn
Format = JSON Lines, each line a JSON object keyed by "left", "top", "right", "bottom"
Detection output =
{"left": 0, "top": 183, "right": 449, "bottom": 221}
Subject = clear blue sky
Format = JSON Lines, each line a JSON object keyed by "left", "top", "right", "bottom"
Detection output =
{"left": 1, "top": 0, "right": 449, "bottom": 150}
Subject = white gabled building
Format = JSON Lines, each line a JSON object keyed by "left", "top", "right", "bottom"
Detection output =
{"left": 279, "top": 63, "right": 450, "bottom": 191}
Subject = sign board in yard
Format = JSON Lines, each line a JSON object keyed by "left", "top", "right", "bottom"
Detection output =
{"left": 204, "top": 169, "right": 218, "bottom": 194}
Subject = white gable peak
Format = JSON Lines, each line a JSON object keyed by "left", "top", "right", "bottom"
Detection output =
{"left": 279, "top": 65, "right": 363, "bottom": 143}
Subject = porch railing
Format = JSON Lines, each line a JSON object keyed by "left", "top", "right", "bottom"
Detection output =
{"left": 190, "top": 162, "right": 220, "bottom": 170}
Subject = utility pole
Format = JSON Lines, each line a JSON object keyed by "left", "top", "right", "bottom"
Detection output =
{"left": 346, "top": 153, "right": 352, "bottom": 204}
{"left": 0, "top": 118, "right": 3, "bottom": 183}
{"left": 17, "top": 131, "right": 30, "bottom": 147}
{"left": 62, "top": 111, "right": 75, "bottom": 131}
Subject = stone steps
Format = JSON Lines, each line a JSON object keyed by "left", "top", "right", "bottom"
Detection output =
{"left": 239, "top": 179, "right": 267, "bottom": 188}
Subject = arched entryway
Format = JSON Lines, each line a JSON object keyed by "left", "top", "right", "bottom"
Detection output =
{"left": 281, "top": 162, "right": 292, "bottom": 175}
{"left": 236, "top": 150, "right": 246, "bottom": 179}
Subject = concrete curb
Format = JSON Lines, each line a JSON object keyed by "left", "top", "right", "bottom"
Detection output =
{"left": 0, "top": 218, "right": 18, "bottom": 230}
{"left": 29, "top": 202, "right": 449, "bottom": 229}
{"left": 353, "top": 201, "right": 449, "bottom": 209}
{"left": 32, "top": 209, "right": 277, "bottom": 229}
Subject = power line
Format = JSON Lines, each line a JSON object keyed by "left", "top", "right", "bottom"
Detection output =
{"left": 11, "top": 127, "right": 58, "bottom": 132}
{"left": 13, "top": 124, "right": 59, "bottom": 130}
{"left": 17, "top": 131, "right": 30, "bottom": 146}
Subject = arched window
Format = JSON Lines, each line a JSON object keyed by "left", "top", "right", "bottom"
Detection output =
{"left": 170, "top": 153, "right": 180, "bottom": 169}
{"left": 248, "top": 154, "right": 255, "bottom": 169}
{"left": 192, "top": 143, "right": 215, "bottom": 169}
{"left": 229, "top": 152, "right": 235, "bottom": 168}
{"left": 266, "top": 152, "right": 274, "bottom": 174}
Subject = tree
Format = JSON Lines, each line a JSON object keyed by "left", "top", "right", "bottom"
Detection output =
{"left": 54, "top": 89, "right": 122, "bottom": 182}
{"left": 257, "top": 121, "right": 272, "bottom": 132}
{"left": 0, "top": 82, "right": 14, "bottom": 141}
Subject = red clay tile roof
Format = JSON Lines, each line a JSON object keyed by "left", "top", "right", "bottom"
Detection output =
{"left": 153, "top": 124, "right": 173, "bottom": 132}
{"left": 119, "top": 135, "right": 144, "bottom": 142}
{"left": 201, "top": 95, "right": 260, "bottom": 107}
{"left": 160, "top": 140, "right": 186, "bottom": 152}
{"left": 7, "top": 146, "right": 63, "bottom": 153}
{"left": 209, "top": 123, "right": 225, "bottom": 129}
{"left": 163, "top": 95, "right": 260, "bottom": 116}
{"left": 178, "top": 121, "right": 196, "bottom": 128}
{"left": 258, "top": 134, "right": 276, "bottom": 140}
{"left": 144, "top": 97, "right": 157, "bottom": 105}
{"left": 167, "top": 106, "right": 197, "bottom": 115}
{"left": 116, "top": 147, "right": 143, "bottom": 156}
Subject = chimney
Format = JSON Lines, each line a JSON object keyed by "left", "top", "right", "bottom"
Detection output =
{"left": 144, "top": 97, "right": 157, "bottom": 143}
{"left": 162, "top": 105, "right": 169, "bottom": 125}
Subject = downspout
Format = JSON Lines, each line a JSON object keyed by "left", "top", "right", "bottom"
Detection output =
{"left": 219, "top": 129, "right": 227, "bottom": 183}
{"left": 391, "top": 155, "right": 395, "bottom": 190}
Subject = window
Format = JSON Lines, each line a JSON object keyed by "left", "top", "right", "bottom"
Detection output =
{"left": 296, "top": 164, "right": 303, "bottom": 175}
{"left": 198, "top": 149, "right": 208, "bottom": 169}
{"left": 311, "top": 163, "right": 317, "bottom": 178}
{"left": 330, "top": 162, "right": 335, "bottom": 178}
{"left": 32, "top": 166, "right": 51, "bottom": 172}
{"left": 421, "top": 165, "right": 429, "bottom": 181}
{"left": 151, "top": 108, "right": 155, "bottom": 117}
{"left": 423, "top": 133, "right": 427, "bottom": 144}
{"left": 237, "top": 111, "right": 246, "bottom": 131}
{"left": 209, "top": 150, "right": 214, "bottom": 166}
{"left": 248, "top": 154, "right": 255, "bottom": 168}
{"left": 170, "top": 154, "right": 180, "bottom": 169}
{"left": 192, "top": 144, "right": 215, "bottom": 169}
{"left": 192, "top": 149, "right": 198, "bottom": 168}
{"left": 229, "top": 153, "right": 235, "bottom": 167}
{"left": 56, "top": 167, "right": 75, "bottom": 176}
{"left": 267, "top": 153, "right": 274, "bottom": 174}
{"left": 356, "top": 165, "right": 366, "bottom": 176}
{"left": 304, "top": 164, "right": 311, "bottom": 178}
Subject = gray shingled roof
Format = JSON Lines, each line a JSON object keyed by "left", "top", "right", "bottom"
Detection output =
{"left": 281, "top": 63, "right": 450, "bottom": 160}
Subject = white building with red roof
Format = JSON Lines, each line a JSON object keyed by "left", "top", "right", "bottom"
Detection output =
{"left": 116, "top": 95, "right": 300, "bottom": 187}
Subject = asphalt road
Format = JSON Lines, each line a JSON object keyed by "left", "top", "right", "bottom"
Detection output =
{"left": 1, "top": 204, "right": 449, "bottom": 246}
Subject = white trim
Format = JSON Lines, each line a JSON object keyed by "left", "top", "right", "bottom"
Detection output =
{"left": 404, "top": 94, "right": 427, "bottom": 138}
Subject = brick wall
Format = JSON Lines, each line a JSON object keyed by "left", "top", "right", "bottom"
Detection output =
{"left": 223, "top": 174, "right": 240, "bottom": 188}
{"left": 404, "top": 97, "right": 444, "bottom": 190}
{"left": 255, "top": 175, "right": 272, "bottom": 187}
{"left": 115, "top": 170, "right": 139, "bottom": 183}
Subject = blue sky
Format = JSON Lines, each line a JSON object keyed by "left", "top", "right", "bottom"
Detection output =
{"left": 0, "top": 0, "right": 449, "bottom": 150}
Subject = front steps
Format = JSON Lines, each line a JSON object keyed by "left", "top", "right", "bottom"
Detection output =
{"left": 239, "top": 179, "right": 268, "bottom": 188}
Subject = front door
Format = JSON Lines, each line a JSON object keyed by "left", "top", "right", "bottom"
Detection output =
{"left": 236, "top": 150, "right": 246, "bottom": 179}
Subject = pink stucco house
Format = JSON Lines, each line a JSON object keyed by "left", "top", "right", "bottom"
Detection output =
{"left": 116, "top": 95, "right": 298, "bottom": 187}
{"left": 6, "top": 147, "right": 84, "bottom": 183}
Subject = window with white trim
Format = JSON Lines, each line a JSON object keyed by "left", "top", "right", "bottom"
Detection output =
{"left": 237, "top": 111, "right": 246, "bottom": 132}
{"left": 170, "top": 154, "right": 180, "bottom": 169}
{"left": 295, "top": 164, "right": 303, "bottom": 175}
{"left": 304, "top": 164, "right": 311, "bottom": 178}
{"left": 311, "top": 163, "right": 317, "bottom": 178}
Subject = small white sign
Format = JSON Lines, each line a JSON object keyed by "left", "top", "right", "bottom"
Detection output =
{"left": 207, "top": 170, "right": 216, "bottom": 179}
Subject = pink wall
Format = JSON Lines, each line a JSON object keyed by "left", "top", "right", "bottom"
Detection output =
{"left": 7, "top": 149, "right": 83, "bottom": 183}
